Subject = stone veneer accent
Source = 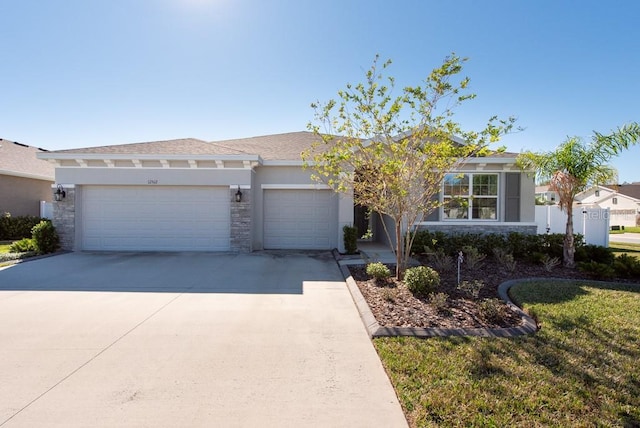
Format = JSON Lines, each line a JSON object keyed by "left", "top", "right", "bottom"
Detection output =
{"left": 416, "top": 224, "right": 538, "bottom": 236}
{"left": 230, "top": 188, "right": 251, "bottom": 252}
{"left": 52, "top": 187, "right": 75, "bottom": 250}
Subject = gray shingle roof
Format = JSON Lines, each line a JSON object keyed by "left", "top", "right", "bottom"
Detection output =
{"left": 51, "top": 138, "right": 247, "bottom": 156}
{"left": 0, "top": 138, "right": 54, "bottom": 180}
{"left": 42, "top": 131, "right": 518, "bottom": 162}
{"left": 210, "top": 131, "right": 323, "bottom": 160}
{"left": 47, "top": 132, "right": 324, "bottom": 161}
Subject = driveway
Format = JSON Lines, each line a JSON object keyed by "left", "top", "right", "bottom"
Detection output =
{"left": 0, "top": 252, "right": 407, "bottom": 427}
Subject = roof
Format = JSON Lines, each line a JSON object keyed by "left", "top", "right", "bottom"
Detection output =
{"left": 44, "top": 132, "right": 323, "bottom": 161}
{"left": 210, "top": 132, "right": 323, "bottom": 160}
{"left": 0, "top": 138, "right": 55, "bottom": 180}
{"left": 39, "top": 131, "right": 520, "bottom": 163}
{"left": 611, "top": 183, "right": 640, "bottom": 201}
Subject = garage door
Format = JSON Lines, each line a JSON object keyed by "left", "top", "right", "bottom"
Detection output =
{"left": 82, "top": 186, "right": 230, "bottom": 251}
{"left": 264, "top": 189, "right": 338, "bottom": 249}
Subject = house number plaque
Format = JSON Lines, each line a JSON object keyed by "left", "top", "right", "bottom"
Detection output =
{"left": 147, "top": 179, "right": 158, "bottom": 184}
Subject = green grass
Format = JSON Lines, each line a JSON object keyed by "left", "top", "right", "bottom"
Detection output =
{"left": 375, "top": 280, "right": 640, "bottom": 427}
{"left": 609, "top": 242, "right": 640, "bottom": 260}
{"left": 610, "top": 226, "right": 640, "bottom": 234}
{"left": 0, "top": 241, "right": 13, "bottom": 254}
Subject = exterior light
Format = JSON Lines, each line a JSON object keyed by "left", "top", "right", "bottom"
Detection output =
{"left": 235, "top": 186, "right": 243, "bottom": 203}
{"left": 54, "top": 184, "right": 66, "bottom": 201}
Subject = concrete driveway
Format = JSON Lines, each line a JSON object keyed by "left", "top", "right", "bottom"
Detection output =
{"left": 0, "top": 252, "right": 407, "bottom": 427}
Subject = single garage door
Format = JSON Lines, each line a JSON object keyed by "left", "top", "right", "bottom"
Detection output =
{"left": 82, "top": 186, "right": 230, "bottom": 251}
{"left": 264, "top": 189, "right": 338, "bottom": 249}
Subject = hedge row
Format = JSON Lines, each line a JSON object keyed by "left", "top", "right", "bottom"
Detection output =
{"left": 0, "top": 214, "right": 49, "bottom": 240}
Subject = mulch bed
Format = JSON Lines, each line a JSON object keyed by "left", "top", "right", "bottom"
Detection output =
{"left": 348, "top": 258, "right": 600, "bottom": 330}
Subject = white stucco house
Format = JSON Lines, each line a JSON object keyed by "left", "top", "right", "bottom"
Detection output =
{"left": 37, "top": 131, "right": 536, "bottom": 253}
{"left": 575, "top": 185, "right": 640, "bottom": 228}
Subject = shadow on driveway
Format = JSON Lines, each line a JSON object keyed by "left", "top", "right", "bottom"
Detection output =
{"left": 0, "top": 251, "right": 344, "bottom": 294}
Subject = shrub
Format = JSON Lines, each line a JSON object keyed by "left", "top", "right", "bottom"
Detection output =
{"left": 0, "top": 214, "right": 46, "bottom": 240}
{"left": 9, "top": 238, "right": 37, "bottom": 253}
{"left": 492, "top": 248, "right": 517, "bottom": 272}
{"left": 429, "top": 249, "right": 454, "bottom": 272}
{"left": 31, "top": 221, "right": 59, "bottom": 254}
{"left": 577, "top": 261, "right": 615, "bottom": 280}
{"left": 428, "top": 292, "right": 449, "bottom": 313}
{"left": 342, "top": 225, "right": 358, "bottom": 255}
{"left": 540, "top": 254, "right": 561, "bottom": 272}
{"left": 366, "top": 262, "right": 391, "bottom": 283}
{"left": 575, "top": 244, "right": 614, "bottom": 264}
{"left": 404, "top": 266, "right": 440, "bottom": 296}
{"left": 457, "top": 280, "right": 484, "bottom": 299}
{"left": 479, "top": 298, "right": 507, "bottom": 323}
{"left": 613, "top": 254, "right": 640, "bottom": 278}
{"left": 462, "top": 245, "right": 486, "bottom": 270}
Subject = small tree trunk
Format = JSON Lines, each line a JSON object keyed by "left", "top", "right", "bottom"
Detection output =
{"left": 564, "top": 205, "right": 575, "bottom": 268}
{"left": 395, "top": 219, "right": 403, "bottom": 280}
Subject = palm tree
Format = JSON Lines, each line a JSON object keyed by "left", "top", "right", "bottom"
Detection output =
{"left": 518, "top": 123, "right": 640, "bottom": 267}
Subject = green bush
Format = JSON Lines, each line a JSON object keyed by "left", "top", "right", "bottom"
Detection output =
{"left": 577, "top": 261, "right": 615, "bottom": 280}
{"left": 342, "top": 225, "right": 358, "bottom": 255}
{"left": 404, "top": 266, "right": 440, "bottom": 296}
{"left": 428, "top": 292, "right": 449, "bottom": 313}
{"left": 366, "top": 262, "right": 391, "bottom": 283}
{"left": 31, "top": 221, "right": 59, "bottom": 254}
{"left": 9, "top": 238, "right": 37, "bottom": 253}
{"left": 575, "top": 244, "right": 614, "bottom": 264}
{"left": 479, "top": 298, "right": 507, "bottom": 323}
{"left": 457, "top": 280, "right": 484, "bottom": 299}
{"left": 613, "top": 254, "right": 640, "bottom": 278}
{"left": 0, "top": 213, "right": 46, "bottom": 240}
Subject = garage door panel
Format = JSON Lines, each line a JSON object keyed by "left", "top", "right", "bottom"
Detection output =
{"left": 82, "top": 186, "right": 230, "bottom": 251}
{"left": 264, "top": 189, "right": 337, "bottom": 250}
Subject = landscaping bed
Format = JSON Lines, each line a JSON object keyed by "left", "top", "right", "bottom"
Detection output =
{"left": 349, "top": 257, "right": 636, "bottom": 330}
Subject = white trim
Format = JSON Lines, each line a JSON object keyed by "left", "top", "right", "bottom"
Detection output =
{"left": 37, "top": 153, "right": 262, "bottom": 162}
{"left": 230, "top": 185, "right": 251, "bottom": 190}
{"left": 0, "top": 169, "right": 54, "bottom": 181}
{"left": 51, "top": 184, "right": 76, "bottom": 189}
{"left": 261, "top": 184, "right": 331, "bottom": 190}
{"left": 415, "top": 221, "right": 538, "bottom": 227}
{"left": 262, "top": 160, "right": 305, "bottom": 166}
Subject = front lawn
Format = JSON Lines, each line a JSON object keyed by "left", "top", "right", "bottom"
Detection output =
{"left": 610, "top": 241, "right": 640, "bottom": 260}
{"left": 0, "top": 241, "right": 14, "bottom": 254}
{"left": 375, "top": 280, "right": 640, "bottom": 427}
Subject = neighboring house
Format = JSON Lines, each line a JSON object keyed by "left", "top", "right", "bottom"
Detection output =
{"left": 0, "top": 138, "right": 55, "bottom": 216}
{"left": 37, "top": 131, "right": 536, "bottom": 252}
{"left": 535, "top": 184, "right": 558, "bottom": 204}
{"left": 575, "top": 185, "right": 640, "bottom": 228}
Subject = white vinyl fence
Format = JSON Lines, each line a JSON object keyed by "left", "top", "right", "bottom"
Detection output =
{"left": 534, "top": 205, "right": 610, "bottom": 247}
{"left": 40, "top": 201, "right": 53, "bottom": 219}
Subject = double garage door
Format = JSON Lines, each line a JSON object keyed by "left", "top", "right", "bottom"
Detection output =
{"left": 82, "top": 186, "right": 230, "bottom": 251}
{"left": 81, "top": 186, "right": 338, "bottom": 251}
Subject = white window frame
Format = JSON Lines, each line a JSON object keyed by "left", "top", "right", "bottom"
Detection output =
{"left": 442, "top": 173, "right": 499, "bottom": 221}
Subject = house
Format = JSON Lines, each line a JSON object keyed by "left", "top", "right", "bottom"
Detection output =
{"left": 535, "top": 184, "right": 558, "bottom": 204}
{"left": 37, "top": 131, "right": 536, "bottom": 252}
{"left": 0, "top": 138, "right": 55, "bottom": 216}
{"left": 575, "top": 185, "right": 640, "bottom": 228}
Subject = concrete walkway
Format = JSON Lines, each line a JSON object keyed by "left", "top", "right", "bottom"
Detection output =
{"left": 0, "top": 252, "right": 407, "bottom": 427}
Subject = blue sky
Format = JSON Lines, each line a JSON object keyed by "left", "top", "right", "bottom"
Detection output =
{"left": 2, "top": 0, "right": 639, "bottom": 182}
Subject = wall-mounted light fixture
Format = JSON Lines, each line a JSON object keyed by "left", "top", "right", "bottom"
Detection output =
{"left": 54, "top": 184, "right": 66, "bottom": 201}
{"left": 235, "top": 186, "right": 243, "bottom": 203}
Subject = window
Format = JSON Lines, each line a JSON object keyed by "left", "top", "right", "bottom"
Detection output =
{"left": 443, "top": 173, "right": 498, "bottom": 220}
{"left": 612, "top": 197, "right": 618, "bottom": 205}
{"left": 595, "top": 190, "right": 600, "bottom": 197}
